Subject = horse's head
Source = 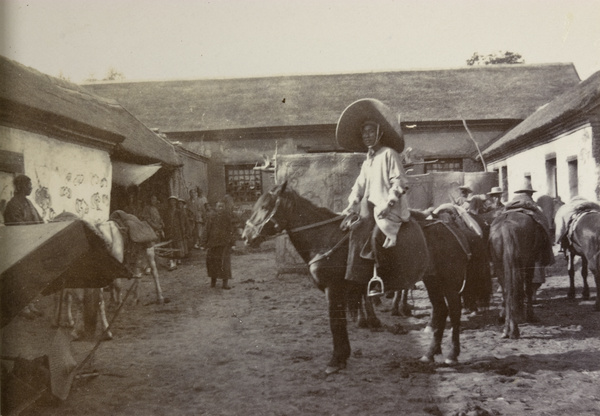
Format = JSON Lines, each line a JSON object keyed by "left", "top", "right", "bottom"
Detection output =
{"left": 242, "top": 181, "right": 291, "bottom": 247}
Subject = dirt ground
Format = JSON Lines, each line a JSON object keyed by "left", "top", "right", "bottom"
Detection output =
{"left": 2, "top": 241, "right": 600, "bottom": 416}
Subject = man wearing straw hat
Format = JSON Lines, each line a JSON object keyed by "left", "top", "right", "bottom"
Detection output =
{"left": 337, "top": 98, "right": 411, "bottom": 283}
{"left": 505, "top": 182, "right": 555, "bottom": 267}
{"left": 484, "top": 186, "right": 504, "bottom": 211}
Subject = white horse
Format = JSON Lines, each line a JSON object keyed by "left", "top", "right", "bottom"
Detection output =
{"left": 53, "top": 217, "right": 165, "bottom": 339}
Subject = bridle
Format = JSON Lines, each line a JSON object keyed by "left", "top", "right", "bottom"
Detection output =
{"left": 245, "top": 193, "right": 345, "bottom": 239}
{"left": 244, "top": 195, "right": 283, "bottom": 238}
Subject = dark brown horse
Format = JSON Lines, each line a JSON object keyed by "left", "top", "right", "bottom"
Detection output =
{"left": 432, "top": 204, "right": 492, "bottom": 313}
{"left": 407, "top": 211, "right": 471, "bottom": 364}
{"left": 562, "top": 210, "right": 600, "bottom": 310}
{"left": 489, "top": 209, "right": 551, "bottom": 339}
{"left": 242, "top": 182, "right": 437, "bottom": 373}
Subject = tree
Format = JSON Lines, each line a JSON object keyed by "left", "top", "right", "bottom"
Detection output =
{"left": 57, "top": 71, "right": 71, "bottom": 82}
{"left": 84, "top": 68, "right": 125, "bottom": 83}
{"left": 467, "top": 51, "right": 524, "bottom": 66}
{"left": 103, "top": 67, "right": 125, "bottom": 81}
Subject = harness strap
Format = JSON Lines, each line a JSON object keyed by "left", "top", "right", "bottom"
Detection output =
{"left": 308, "top": 233, "right": 350, "bottom": 266}
{"left": 288, "top": 215, "right": 345, "bottom": 233}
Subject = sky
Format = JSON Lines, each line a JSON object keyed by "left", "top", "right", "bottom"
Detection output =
{"left": 2, "top": 0, "right": 600, "bottom": 83}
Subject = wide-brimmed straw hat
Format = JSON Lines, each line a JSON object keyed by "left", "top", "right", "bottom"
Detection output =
{"left": 487, "top": 186, "right": 503, "bottom": 196}
{"left": 458, "top": 185, "right": 472, "bottom": 193}
{"left": 336, "top": 98, "right": 404, "bottom": 153}
{"left": 514, "top": 182, "right": 536, "bottom": 194}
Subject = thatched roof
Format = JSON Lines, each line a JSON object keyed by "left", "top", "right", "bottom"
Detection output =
{"left": 483, "top": 70, "right": 600, "bottom": 158}
{"left": 82, "top": 64, "right": 580, "bottom": 133}
{"left": 0, "top": 55, "right": 180, "bottom": 166}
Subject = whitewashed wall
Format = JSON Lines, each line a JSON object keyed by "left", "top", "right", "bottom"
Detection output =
{"left": 0, "top": 126, "right": 112, "bottom": 224}
{"left": 487, "top": 124, "right": 599, "bottom": 202}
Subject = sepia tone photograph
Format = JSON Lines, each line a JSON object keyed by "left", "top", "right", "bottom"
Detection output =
{"left": 1, "top": 1, "right": 600, "bottom": 415}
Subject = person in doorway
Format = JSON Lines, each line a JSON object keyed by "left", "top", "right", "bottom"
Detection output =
{"left": 4, "top": 174, "right": 45, "bottom": 319}
{"left": 202, "top": 201, "right": 236, "bottom": 289}
{"left": 337, "top": 99, "right": 409, "bottom": 283}
{"left": 142, "top": 195, "right": 165, "bottom": 240}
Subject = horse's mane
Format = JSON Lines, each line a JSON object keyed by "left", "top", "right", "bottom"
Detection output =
{"left": 284, "top": 188, "right": 338, "bottom": 218}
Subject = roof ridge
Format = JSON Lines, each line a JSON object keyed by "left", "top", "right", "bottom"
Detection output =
{"left": 80, "top": 63, "right": 576, "bottom": 86}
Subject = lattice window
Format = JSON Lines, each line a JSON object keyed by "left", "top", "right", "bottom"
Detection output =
{"left": 225, "top": 165, "right": 262, "bottom": 203}
{"left": 424, "top": 158, "right": 463, "bottom": 173}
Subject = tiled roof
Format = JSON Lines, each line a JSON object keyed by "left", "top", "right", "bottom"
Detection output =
{"left": 83, "top": 64, "right": 580, "bottom": 133}
{"left": 0, "top": 55, "right": 180, "bottom": 165}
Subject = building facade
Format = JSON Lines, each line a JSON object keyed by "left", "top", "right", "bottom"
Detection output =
{"left": 482, "top": 70, "right": 600, "bottom": 203}
{"left": 83, "top": 63, "right": 580, "bottom": 208}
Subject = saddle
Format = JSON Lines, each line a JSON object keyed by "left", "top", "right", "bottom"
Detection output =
{"left": 110, "top": 210, "right": 158, "bottom": 244}
{"left": 501, "top": 203, "right": 555, "bottom": 266}
{"left": 566, "top": 207, "right": 599, "bottom": 244}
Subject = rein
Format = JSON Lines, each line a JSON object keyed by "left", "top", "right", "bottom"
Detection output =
{"left": 245, "top": 193, "right": 348, "bottom": 263}
{"left": 288, "top": 215, "right": 345, "bottom": 233}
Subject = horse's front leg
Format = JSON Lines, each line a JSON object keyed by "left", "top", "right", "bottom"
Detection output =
{"left": 592, "top": 268, "right": 600, "bottom": 311}
{"left": 64, "top": 290, "right": 75, "bottom": 328}
{"left": 325, "top": 283, "right": 350, "bottom": 374}
{"left": 391, "top": 290, "right": 411, "bottom": 317}
{"left": 98, "top": 288, "right": 113, "bottom": 340}
{"left": 421, "top": 276, "right": 446, "bottom": 362}
{"left": 581, "top": 257, "right": 590, "bottom": 300}
{"left": 362, "top": 294, "right": 382, "bottom": 328}
{"left": 445, "top": 290, "right": 462, "bottom": 365}
{"left": 524, "top": 268, "right": 539, "bottom": 323}
{"left": 147, "top": 246, "right": 165, "bottom": 304}
{"left": 567, "top": 250, "right": 576, "bottom": 299}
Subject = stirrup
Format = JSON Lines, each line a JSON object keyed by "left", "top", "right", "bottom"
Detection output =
{"left": 367, "top": 265, "right": 385, "bottom": 298}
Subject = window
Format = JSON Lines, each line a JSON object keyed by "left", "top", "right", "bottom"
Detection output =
{"left": 568, "top": 158, "right": 578, "bottom": 198}
{"left": 225, "top": 164, "right": 262, "bottom": 203}
{"left": 545, "top": 157, "right": 557, "bottom": 197}
{"left": 424, "top": 158, "right": 463, "bottom": 173}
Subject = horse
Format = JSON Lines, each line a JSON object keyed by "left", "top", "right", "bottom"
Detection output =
{"left": 390, "top": 204, "right": 492, "bottom": 319}
{"left": 52, "top": 213, "right": 166, "bottom": 339}
{"left": 243, "top": 182, "right": 470, "bottom": 372}
{"left": 489, "top": 209, "right": 551, "bottom": 339}
{"left": 432, "top": 204, "right": 492, "bottom": 313}
{"left": 557, "top": 206, "right": 600, "bottom": 310}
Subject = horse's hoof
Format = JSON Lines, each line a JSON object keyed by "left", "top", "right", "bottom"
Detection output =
{"left": 325, "top": 366, "right": 342, "bottom": 375}
{"left": 102, "top": 331, "right": 113, "bottom": 341}
{"left": 420, "top": 355, "right": 433, "bottom": 363}
{"left": 444, "top": 358, "right": 458, "bottom": 365}
{"left": 424, "top": 326, "right": 433, "bottom": 334}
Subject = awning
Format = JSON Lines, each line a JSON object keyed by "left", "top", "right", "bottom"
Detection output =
{"left": 0, "top": 220, "right": 132, "bottom": 327}
{"left": 112, "top": 161, "right": 162, "bottom": 187}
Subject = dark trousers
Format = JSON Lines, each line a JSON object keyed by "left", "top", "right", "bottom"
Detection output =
{"left": 206, "top": 245, "right": 232, "bottom": 286}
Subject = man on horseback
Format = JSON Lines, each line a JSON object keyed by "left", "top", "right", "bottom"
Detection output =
{"left": 336, "top": 99, "right": 413, "bottom": 287}
{"left": 505, "top": 182, "right": 555, "bottom": 267}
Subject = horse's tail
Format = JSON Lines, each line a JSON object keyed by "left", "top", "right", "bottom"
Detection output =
{"left": 502, "top": 223, "right": 525, "bottom": 321}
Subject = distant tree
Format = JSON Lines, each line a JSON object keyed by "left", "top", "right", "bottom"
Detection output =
{"left": 467, "top": 51, "right": 524, "bottom": 66}
{"left": 57, "top": 71, "right": 71, "bottom": 82}
{"left": 85, "top": 73, "right": 98, "bottom": 82}
{"left": 103, "top": 67, "right": 125, "bottom": 81}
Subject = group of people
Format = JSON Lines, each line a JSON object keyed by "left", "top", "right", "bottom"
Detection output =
{"left": 121, "top": 186, "right": 238, "bottom": 288}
